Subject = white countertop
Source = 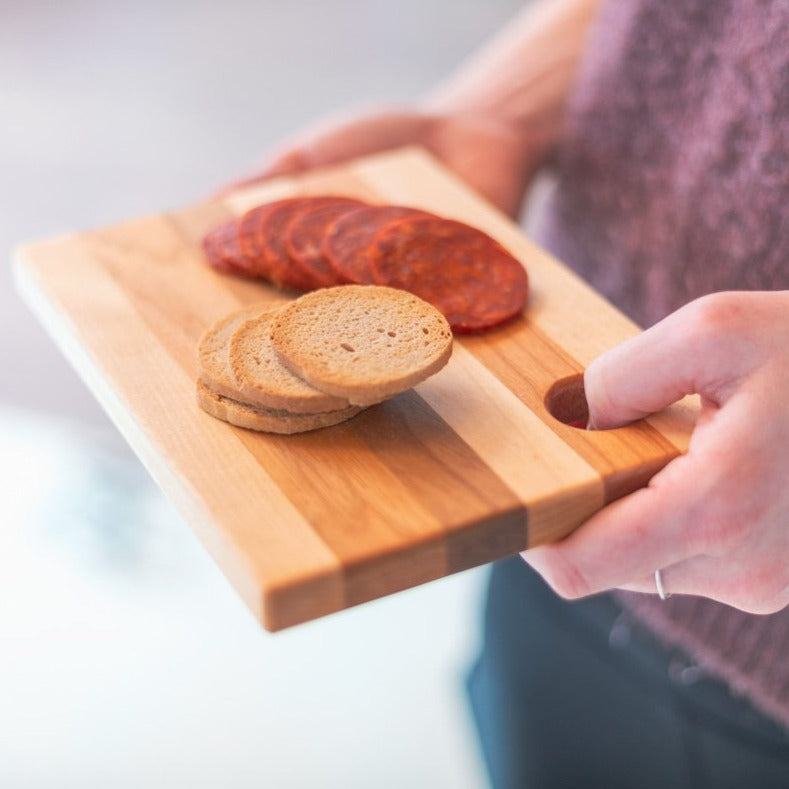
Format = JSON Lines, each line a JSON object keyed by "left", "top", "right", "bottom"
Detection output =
{"left": 0, "top": 405, "right": 489, "bottom": 787}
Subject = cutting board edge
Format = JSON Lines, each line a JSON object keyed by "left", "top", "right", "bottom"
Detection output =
{"left": 14, "top": 250, "right": 281, "bottom": 621}
{"left": 261, "top": 500, "right": 529, "bottom": 631}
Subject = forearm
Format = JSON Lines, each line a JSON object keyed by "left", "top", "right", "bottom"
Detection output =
{"left": 426, "top": 0, "right": 603, "bottom": 141}
{"left": 236, "top": 1, "right": 602, "bottom": 212}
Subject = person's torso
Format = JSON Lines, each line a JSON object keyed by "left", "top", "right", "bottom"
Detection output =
{"left": 540, "top": 0, "right": 789, "bottom": 327}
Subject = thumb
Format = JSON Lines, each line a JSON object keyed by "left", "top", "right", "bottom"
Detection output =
{"left": 584, "top": 293, "right": 754, "bottom": 429}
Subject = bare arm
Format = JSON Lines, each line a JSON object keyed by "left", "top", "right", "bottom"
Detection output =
{"left": 427, "top": 0, "right": 603, "bottom": 144}
{"left": 228, "top": 0, "right": 603, "bottom": 216}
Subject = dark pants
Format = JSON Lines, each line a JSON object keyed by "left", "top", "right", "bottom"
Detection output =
{"left": 468, "top": 557, "right": 789, "bottom": 789}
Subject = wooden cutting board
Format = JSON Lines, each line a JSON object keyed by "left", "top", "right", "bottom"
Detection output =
{"left": 14, "top": 147, "right": 697, "bottom": 631}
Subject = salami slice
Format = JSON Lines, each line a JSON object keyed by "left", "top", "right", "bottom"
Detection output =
{"left": 323, "top": 205, "right": 430, "bottom": 284}
{"left": 370, "top": 216, "right": 529, "bottom": 332}
{"left": 202, "top": 218, "right": 248, "bottom": 276}
{"left": 260, "top": 196, "right": 360, "bottom": 291}
{"left": 285, "top": 199, "right": 366, "bottom": 288}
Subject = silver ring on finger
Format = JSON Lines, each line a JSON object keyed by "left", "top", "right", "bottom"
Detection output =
{"left": 654, "top": 568, "right": 671, "bottom": 601}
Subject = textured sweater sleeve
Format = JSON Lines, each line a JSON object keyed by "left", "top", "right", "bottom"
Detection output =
{"left": 535, "top": 0, "right": 789, "bottom": 730}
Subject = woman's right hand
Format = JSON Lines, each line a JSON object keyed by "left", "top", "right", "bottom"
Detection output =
{"left": 221, "top": 108, "right": 549, "bottom": 219}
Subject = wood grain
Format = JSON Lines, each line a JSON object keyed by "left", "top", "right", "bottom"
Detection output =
{"left": 14, "top": 147, "right": 698, "bottom": 630}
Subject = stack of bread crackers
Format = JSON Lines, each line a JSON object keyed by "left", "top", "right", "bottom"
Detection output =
{"left": 196, "top": 285, "right": 453, "bottom": 434}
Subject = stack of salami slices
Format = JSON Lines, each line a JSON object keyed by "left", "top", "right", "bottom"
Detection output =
{"left": 203, "top": 196, "right": 528, "bottom": 333}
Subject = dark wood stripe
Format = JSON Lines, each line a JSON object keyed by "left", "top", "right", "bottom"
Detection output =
{"left": 351, "top": 392, "right": 527, "bottom": 572}
{"left": 235, "top": 391, "right": 525, "bottom": 594}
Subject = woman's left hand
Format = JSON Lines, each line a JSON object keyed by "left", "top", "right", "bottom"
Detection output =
{"left": 522, "top": 290, "right": 789, "bottom": 614}
{"left": 218, "top": 108, "right": 545, "bottom": 218}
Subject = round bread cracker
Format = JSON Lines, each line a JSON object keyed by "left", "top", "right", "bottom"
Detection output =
{"left": 269, "top": 285, "right": 453, "bottom": 406}
{"left": 229, "top": 309, "right": 350, "bottom": 413}
{"left": 196, "top": 380, "right": 363, "bottom": 434}
{"left": 197, "top": 303, "right": 272, "bottom": 400}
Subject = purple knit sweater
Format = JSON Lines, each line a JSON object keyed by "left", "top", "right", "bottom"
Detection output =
{"left": 538, "top": 0, "right": 789, "bottom": 729}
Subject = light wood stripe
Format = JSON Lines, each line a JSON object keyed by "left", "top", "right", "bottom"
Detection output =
{"left": 461, "top": 321, "right": 681, "bottom": 502}
{"left": 87, "top": 216, "right": 289, "bottom": 377}
{"left": 224, "top": 166, "right": 380, "bottom": 215}
{"left": 223, "top": 177, "right": 299, "bottom": 214}
{"left": 15, "top": 237, "right": 346, "bottom": 630}
{"left": 168, "top": 202, "right": 286, "bottom": 308}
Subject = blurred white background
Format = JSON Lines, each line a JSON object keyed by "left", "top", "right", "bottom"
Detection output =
{"left": 0, "top": 1, "right": 523, "bottom": 786}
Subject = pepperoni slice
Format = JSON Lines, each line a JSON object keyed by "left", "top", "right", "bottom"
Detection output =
{"left": 202, "top": 222, "right": 229, "bottom": 270}
{"left": 236, "top": 199, "right": 299, "bottom": 279}
{"left": 323, "top": 205, "right": 431, "bottom": 284}
{"left": 285, "top": 199, "right": 366, "bottom": 288}
{"left": 370, "top": 216, "right": 529, "bottom": 332}
{"left": 259, "top": 196, "right": 360, "bottom": 291}
{"left": 202, "top": 218, "right": 248, "bottom": 276}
